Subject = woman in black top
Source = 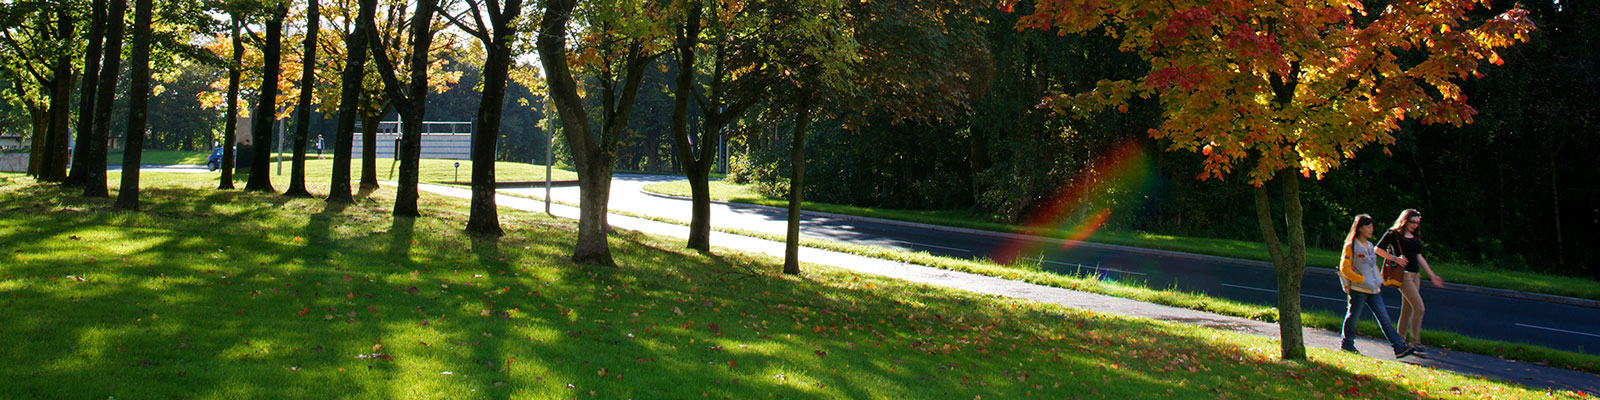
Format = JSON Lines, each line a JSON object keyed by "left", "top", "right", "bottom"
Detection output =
{"left": 1379, "top": 209, "right": 1445, "bottom": 351}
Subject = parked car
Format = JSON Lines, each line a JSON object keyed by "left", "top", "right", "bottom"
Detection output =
{"left": 207, "top": 148, "right": 224, "bottom": 171}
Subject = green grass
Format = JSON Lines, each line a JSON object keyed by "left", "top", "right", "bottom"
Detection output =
{"left": 103, "top": 149, "right": 578, "bottom": 184}
{"left": 644, "top": 180, "right": 1600, "bottom": 302}
{"left": 0, "top": 172, "right": 1584, "bottom": 399}
{"left": 505, "top": 190, "right": 1600, "bottom": 375}
{"left": 107, "top": 150, "right": 213, "bottom": 165}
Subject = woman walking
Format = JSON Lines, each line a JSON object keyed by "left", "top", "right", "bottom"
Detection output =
{"left": 1339, "top": 214, "right": 1417, "bottom": 358}
{"left": 1379, "top": 209, "right": 1445, "bottom": 352}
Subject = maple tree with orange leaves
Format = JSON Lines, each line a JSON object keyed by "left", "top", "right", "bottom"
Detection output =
{"left": 1007, "top": 0, "right": 1535, "bottom": 359}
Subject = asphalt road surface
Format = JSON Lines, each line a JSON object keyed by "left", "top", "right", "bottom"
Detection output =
{"left": 515, "top": 174, "right": 1598, "bottom": 356}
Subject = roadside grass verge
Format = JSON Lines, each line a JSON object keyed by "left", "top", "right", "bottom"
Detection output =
{"left": 533, "top": 190, "right": 1600, "bottom": 376}
{"left": 0, "top": 172, "right": 1582, "bottom": 399}
{"left": 643, "top": 180, "right": 1600, "bottom": 302}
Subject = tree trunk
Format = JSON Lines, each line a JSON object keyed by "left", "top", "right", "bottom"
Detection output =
{"left": 67, "top": 0, "right": 108, "bottom": 186}
{"left": 26, "top": 106, "right": 47, "bottom": 177}
{"left": 113, "top": 0, "right": 153, "bottom": 211}
{"left": 359, "top": 110, "right": 380, "bottom": 190}
{"left": 41, "top": 7, "right": 74, "bottom": 182}
{"left": 219, "top": 16, "right": 243, "bottom": 190}
{"left": 538, "top": 0, "right": 654, "bottom": 266}
{"left": 363, "top": 0, "right": 436, "bottom": 217}
{"left": 669, "top": 5, "right": 711, "bottom": 252}
{"left": 246, "top": 6, "right": 285, "bottom": 192}
{"left": 329, "top": 0, "right": 373, "bottom": 203}
{"left": 285, "top": 0, "right": 320, "bottom": 198}
{"left": 466, "top": 1, "right": 524, "bottom": 236}
{"left": 783, "top": 95, "right": 815, "bottom": 275}
{"left": 1255, "top": 170, "right": 1306, "bottom": 360}
{"left": 82, "top": 0, "right": 126, "bottom": 198}
{"left": 573, "top": 160, "right": 616, "bottom": 265}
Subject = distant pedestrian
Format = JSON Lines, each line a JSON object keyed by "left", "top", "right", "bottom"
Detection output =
{"left": 1378, "top": 209, "right": 1444, "bottom": 353}
{"left": 1338, "top": 214, "right": 1416, "bottom": 358}
{"left": 316, "top": 135, "right": 325, "bottom": 158}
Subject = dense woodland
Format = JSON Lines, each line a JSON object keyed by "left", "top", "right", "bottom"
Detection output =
{"left": 0, "top": 0, "right": 1586, "bottom": 358}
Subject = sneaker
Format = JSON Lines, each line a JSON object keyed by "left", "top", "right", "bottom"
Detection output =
{"left": 1411, "top": 345, "right": 1427, "bottom": 355}
{"left": 1340, "top": 346, "right": 1361, "bottom": 355}
{"left": 1395, "top": 345, "right": 1417, "bottom": 359}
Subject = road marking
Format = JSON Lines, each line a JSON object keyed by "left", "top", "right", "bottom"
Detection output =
{"left": 1515, "top": 323, "right": 1600, "bottom": 339}
{"left": 891, "top": 240, "right": 971, "bottom": 253}
{"left": 1021, "top": 257, "right": 1148, "bottom": 276}
{"left": 1219, "top": 283, "right": 1399, "bottom": 310}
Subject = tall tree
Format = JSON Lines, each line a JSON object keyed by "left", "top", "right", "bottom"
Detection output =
{"left": 82, "top": 0, "right": 128, "bottom": 198}
{"left": 0, "top": 2, "right": 76, "bottom": 182}
{"left": 365, "top": 0, "right": 437, "bottom": 217}
{"left": 113, "top": 0, "right": 154, "bottom": 210}
{"left": 245, "top": 2, "right": 287, "bottom": 192}
{"left": 219, "top": 12, "right": 245, "bottom": 189}
{"left": 284, "top": 0, "right": 321, "bottom": 197}
{"left": 327, "top": 0, "right": 372, "bottom": 203}
{"left": 536, "top": 0, "right": 670, "bottom": 266}
{"left": 66, "top": 0, "right": 108, "bottom": 187}
{"left": 40, "top": 4, "right": 73, "bottom": 182}
{"left": 761, "top": 0, "right": 860, "bottom": 274}
{"left": 1013, "top": 0, "right": 1535, "bottom": 359}
{"left": 441, "top": 0, "right": 526, "bottom": 235}
{"left": 666, "top": 0, "right": 775, "bottom": 253}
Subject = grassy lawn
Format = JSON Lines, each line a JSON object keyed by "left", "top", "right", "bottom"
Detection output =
{"left": 107, "top": 150, "right": 213, "bottom": 165}
{"left": 644, "top": 180, "right": 1600, "bottom": 302}
{"left": 1, "top": 172, "right": 1583, "bottom": 399}
{"left": 102, "top": 149, "right": 578, "bottom": 184}
{"left": 535, "top": 193, "right": 1600, "bottom": 376}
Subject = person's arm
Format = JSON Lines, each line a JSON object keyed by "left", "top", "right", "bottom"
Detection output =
{"left": 1374, "top": 247, "right": 1408, "bottom": 267}
{"left": 1417, "top": 254, "right": 1444, "bottom": 287}
{"left": 1339, "top": 244, "right": 1364, "bottom": 283}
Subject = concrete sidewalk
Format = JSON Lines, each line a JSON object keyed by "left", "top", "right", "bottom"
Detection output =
{"left": 414, "top": 183, "right": 1600, "bottom": 395}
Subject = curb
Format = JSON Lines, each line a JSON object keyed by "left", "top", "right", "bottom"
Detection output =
{"left": 641, "top": 189, "right": 1600, "bottom": 310}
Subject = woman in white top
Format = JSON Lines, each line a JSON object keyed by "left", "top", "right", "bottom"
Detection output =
{"left": 1338, "top": 214, "right": 1417, "bottom": 358}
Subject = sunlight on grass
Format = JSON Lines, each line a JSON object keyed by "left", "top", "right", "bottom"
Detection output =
{"left": 0, "top": 172, "right": 1586, "bottom": 399}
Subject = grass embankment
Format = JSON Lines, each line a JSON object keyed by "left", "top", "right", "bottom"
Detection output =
{"left": 533, "top": 193, "right": 1600, "bottom": 376}
{"left": 643, "top": 180, "right": 1600, "bottom": 302}
{"left": 1, "top": 173, "right": 1582, "bottom": 399}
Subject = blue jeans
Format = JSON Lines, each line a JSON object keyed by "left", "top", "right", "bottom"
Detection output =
{"left": 1342, "top": 290, "right": 1407, "bottom": 352}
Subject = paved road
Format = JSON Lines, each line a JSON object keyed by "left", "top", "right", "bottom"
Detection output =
{"left": 502, "top": 174, "right": 1600, "bottom": 356}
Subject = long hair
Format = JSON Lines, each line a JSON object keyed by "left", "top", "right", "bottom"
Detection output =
{"left": 1345, "top": 214, "right": 1375, "bottom": 247}
{"left": 1388, "top": 209, "right": 1422, "bottom": 238}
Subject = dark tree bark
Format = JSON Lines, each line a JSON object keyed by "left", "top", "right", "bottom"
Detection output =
{"left": 67, "top": 0, "right": 108, "bottom": 187}
{"left": 113, "top": 0, "right": 153, "bottom": 210}
{"left": 246, "top": 5, "right": 286, "bottom": 192}
{"left": 82, "top": 0, "right": 128, "bottom": 198}
{"left": 219, "top": 16, "right": 243, "bottom": 190}
{"left": 364, "top": 0, "right": 436, "bottom": 217}
{"left": 25, "top": 105, "right": 46, "bottom": 177}
{"left": 1255, "top": 170, "right": 1308, "bottom": 360}
{"left": 285, "top": 0, "right": 321, "bottom": 198}
{"left": 359, "top": 106, "right": 382, "bottom": 191}
{"left": 329, "top": 0, "right": 373, "bottom": 203}
{"left": 450, "top": 0, "right": 526, "bottom": 236}
{"left": 783, "top": 94, "right": 815, "bottom": 275}
{"left": 538, "top": 0, "right": 658, "bottom": 266}
{"left": 40, "top": 6, "right": 73, "bottom": 182}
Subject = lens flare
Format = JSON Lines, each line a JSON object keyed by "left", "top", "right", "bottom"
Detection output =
{"left": 993, "top": 139, "right": 1156, "bottom": 266}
